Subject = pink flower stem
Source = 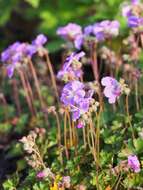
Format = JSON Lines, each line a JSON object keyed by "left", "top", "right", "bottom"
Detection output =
{"left": 28, "top": 59, "right": 45, "bottom": 109}
{"left": 135, "top": 79, "right": 139, "bottom": 111}
{"left": 72, "top": 121, "right": 80, "bottom": 171}
{"left": 90, "top": 42, "right": 99, "bottom": 82}
{"left": 18, "top": 69, "right": 35, "bottom": 116}
{"left": 23, "top": 70, "right": 37, "bottom": 115}
{"left": 0, "top": 93, "right": 8, "bottom": 121}
{"left": 89, "top": 120, "right": 100, "bottom": 190}
{"left": 44, "top": 53, "right": 59, "bottom": 101}
{"left": 12, "top": 79, "right": 22, "bottom": 115}
{"left": 55, "top": 112, "right": 63, "bottom": 165}
{"left": 64, "top": 111, "right": 69, "bottom": 159}
{"left": 66, "top": 109, "right": 73, "bottom": 148}
{"left": 82, "top": 127, "right": 87, "bottom": 148}
{"left": 90, "top": 42, "right": 103, "bottom": 110}
{"left": 125, "top": 95, "right": 135, "bottom": 140}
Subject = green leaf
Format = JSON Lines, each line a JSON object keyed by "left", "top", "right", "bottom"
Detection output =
{"left": 25, "top": 0, "right": 40, "bottom": 8}
{"left": 3, "top": 173, "right": 19, "bottom": 190}
{"left": 5, "top": 142, "right": 23, "bottom": 159}
{"left": 133, "top": 138, "right": 143, "bottom": 153}
{"left": 118, "top": 148, "right": 133, "bottom": 158}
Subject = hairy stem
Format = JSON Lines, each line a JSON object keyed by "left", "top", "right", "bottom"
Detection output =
{"left": 18, "top": 69, "right": 35, "bottom": 116}
{"left": 44, "top": 53, "right": 59, "bottom": 100}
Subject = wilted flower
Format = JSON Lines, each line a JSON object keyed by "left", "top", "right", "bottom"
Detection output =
{"left": 101, "top": 77, "right": 121, "bottom": 104}
{"left": 76, "top": 185, "right": 87, "bottom": 190}
{"left": 111, "top": 160, "right": 129, "bottom": 175}
{"left": 20, "top": 130, "right": 48, "bottom": 170}
{"left": 47, "top": 106, "right": 56, "bottom": 114}
{"left": 57, "top": 51, "right": 85, "bottom": 82}
{"left": 19, "top": 132, "right": 36, "bottom": 154}
{"left": 62, "top": 176, "right": 71, "bottom": 188}
{"left": 128, "top": 155, "right": 140, "bottom": 173}
{"left": 100, "top": 46, "right": 117, "bottom": 67}
{"left": 57, "top": 23, "right": 82, "bottom": 41}
{"left": 119, "top": 78, "right": 130, "bottom": 95}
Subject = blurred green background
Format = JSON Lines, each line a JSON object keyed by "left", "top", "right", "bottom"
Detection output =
{"left": 0, "top": 0, "right": 126, "bottom": 52}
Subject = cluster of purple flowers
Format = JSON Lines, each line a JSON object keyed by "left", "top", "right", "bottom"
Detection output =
{"left": 60, "top": 80, "right": 93, "bottom": 124}
{"left": 57, "top": 1, "right": 143, "bottom": 50}
{"left": 122, "top": 0, "right": 143, "bottom": 30}
{"left": 60, "top": 76, "right": 124, "bottom": 128}
{"left": 91, "top": 20, "right": 120, "bottom": 41}
{"left": 57, "top": 51, "right": 85, "bottom": 82}
{"left": 1, "top": 34, "right": 47, "bottom": 78}
{"left": 57, "top": 20, "right": 120, "bottom": 50}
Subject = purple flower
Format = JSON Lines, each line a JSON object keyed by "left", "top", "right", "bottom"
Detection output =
{"left": 121, "top": 0, "right": 140, "bottom": 18}
{"left": 1, "top": 41, "right": 37, "bottom": 65}
{"left": 1, "top": 41, "right": 38, "bottom": 78}
{"left": 61, "top": 81, "right": 85, "bottom": 106}
{"left": 128, "top": 16, "right": 140, "bottom": 27}
{"left": 60, "top": 81, "right": 92, "bottom": 121}
{"left": 6, "top": 64, "right": 15, "bottom": 78}
{"left": 122, "top": 4, "right": 132, "bottom": 17}
{"left": 77, "top": 121, "right": 84, "bottom": 128}
{"left": 26, "top": 44, "right": 37, "bottom": 56}
{"left": 71, "top": 99, "right": 90, "bottom": 121}
{"left": 127, "top": 16, "right": 143, "bottom": 29}
{"left": 74, "top": 35, "right": 84, "bottom": 49}
{"left": 57, "top": 51, "right": 85, "bottom": 81}
{"left": 36, "top": 168, "right": 54, "bottom": 179}
{"left": 128, "top": 155, "right": 140, "bottom": 173}
{"left": 101, "top": 76, "right": 121, "bottom": 104}
{"left": 1, "top": 42, "right": 20, "bottom": 63}
{"left": 37, "top": 171, "right": 46, "bottom": 179}
{"left": 32, "top": 34, "right": 47, "bottom": 47}
{"left": 57, "top": 23, "right": 82, "bottom": 41}
{"left": 84, "top": 25, "right": 93, "bottom": 35}
{"left": 12, "top": 53, "right": 22, "bottom": 63}
{"left": 64, "top": 51, "right": 85, "bottom": 66}
{"left": 93, "top": 20, "right": 120, "bottom": 41}
{"left": 15, "top": 43, "right": 36, "bottom": 57}
{"left": 131, "top": 0, "right": 140, "bottom": 4}
{"left": 1, "top": 50, "right": 11, "bottom": 63}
